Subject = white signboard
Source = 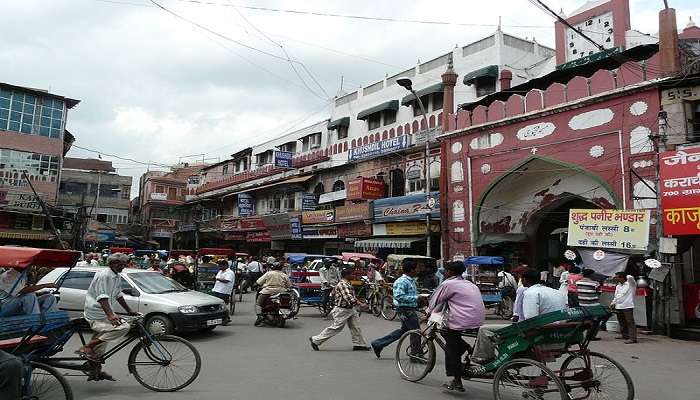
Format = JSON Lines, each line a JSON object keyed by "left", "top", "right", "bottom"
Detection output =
{"left": 150, "top": 192, "right": 167, "bottom": 201}
{"left": 0, "top": 190, "right": 44, "bottom": 213}
{"left": 516, "top": 122, "right": 555, "bottom": 141}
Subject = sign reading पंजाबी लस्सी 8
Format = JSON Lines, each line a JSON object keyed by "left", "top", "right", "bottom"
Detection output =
{"left": 659, "top": 149, "right": 700, "bottom": 235}
{"left": 567, "top": 209, "right": 650, "bottom": 251}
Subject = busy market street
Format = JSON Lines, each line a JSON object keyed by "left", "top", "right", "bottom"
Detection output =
{"left": 2, "top": 0, "right": 700, "bottom": 399}
{"left": 57, "top": 295, "right": 699, "bottom": 400}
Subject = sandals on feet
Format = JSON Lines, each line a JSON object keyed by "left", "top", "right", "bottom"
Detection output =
{"left": 75, "top": 349, "right": 99, "bottom": 362}
{"left": 443, "top": 382, "right": 466, "bottom": 392}
{"left": 87, "top": 371, "right": 116, "bottom": 382}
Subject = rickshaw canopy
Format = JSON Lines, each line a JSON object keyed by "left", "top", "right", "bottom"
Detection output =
{"left": 198, "top": 248, "right": 236, "bottom": 256}
{"left": 464, "top": 256, "right": 504, "bottom": 265}
{"left": 0, "top": 247, "right": 81, "bottom": 269}
{"left": 109, "top": 247, "right": 134, "bottom": 254}
{"left": 170, "top": 249, "right": 195, "bottom": 258}
{"left": 386, "top": 254, "right": 435, "bottom": 265}
{"left": 285, "top": 253, "right": 330, "bottom": 265}
{"left": 341, "top": 252, "right": 381, "bottom": 264}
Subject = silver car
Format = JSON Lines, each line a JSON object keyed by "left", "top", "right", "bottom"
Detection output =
{"left": 39, "top": 267, "right": 226, "bottom": 335}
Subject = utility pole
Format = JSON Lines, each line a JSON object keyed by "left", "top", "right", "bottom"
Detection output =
{"left": 652, "top": 111, "right": 669, "bottom": 334}
{"left": 22, "top": 171, "right": 67, "bottom": 250}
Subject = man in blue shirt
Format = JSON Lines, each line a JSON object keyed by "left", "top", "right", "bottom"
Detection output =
{"left": 371, "top": 260, "right": 419, "bottom": 358}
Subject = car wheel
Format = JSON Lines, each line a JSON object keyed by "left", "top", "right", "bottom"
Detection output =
{"left": 146, "top": 315, "right": 174, "bottom": 335}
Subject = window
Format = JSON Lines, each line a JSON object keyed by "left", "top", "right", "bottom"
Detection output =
{"left": 89, "top": 184, "right": 119, "bottom": 198}
{"left": 121, "top": 186, "right": 130, "bottom": 199}
{"left": 235, "top": 157, "right": 249, "bottom": 173}
{"left": 413, "top": 95, "right": 430, "bottom": 117}
{"left": 60, "top": 271, "right": 95, "bottom": 290}
{"left": 690, "top": 101, "right": 700, "bottom": 142}
{"left": 155, "top": 185, "right": 165, "bottom": 193}
{"left": 0, "top": 149, "right": 60, "bottom": 187}
{"left": 332, "top": 180, "right": 345, "bottom": 192}
{"left": 337, "top": 126, "right": 348, "bottom": 140}
{"left": 187, "top": 175, "right": 200, "bottom": 185}
{"left": 429, "top": 161, "right": 440, "bottom": 191}
{"left": 283, "top": 195, "right": 296, "bottom": 211}
{"left": 167, "top": 187, "right": 178, "bottom": 201}
{"left": 222, "top": 164, "right": 229, "bottom": 175}
{"left": 432, "top": 93, "right": 443, "bottom": 111}
{"left": 406, "top": 166, "right": 424, "bottom": 193}
{"left": 96, "top": 214, "right": 107, "bottom": 222}
{"left": 60, "top": 181, "right": 88, "bottom": 195}
{"left": 278, "top": 142, "right": 297, "bottom": 154}
{"left": 302, "top": 133, "right": 322, "bottom": 151}
{"left": 0, "top": 89, "right": 64, "bottom": 138}
{"left": 476, "top": 78, "right": 497, "bottom": 97}
{"left": 256, "top": 151, "right": 273, "bottom": 166}
{"left": 367, "top": 113, "right": 381, "bottom": 130}
{"left": 383, "top": 110, "right": 396, "bottom": 126}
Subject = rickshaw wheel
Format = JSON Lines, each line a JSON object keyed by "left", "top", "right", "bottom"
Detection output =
{"left": 559, "top": 351, "right": 634, "bottom": 400}
{"left": 395, "top": 329, "right": 435, "bottom": 382}
{"left": 27, "top": 361, "right": 74, "bottom": 400}
{"left": 493, "top": 358, "right": 568, "bottom": 400}
{"left": 381, "top": 295, "right": 397, "bottom": 321}
{"left": 128, "top": 335, "right": 201, "bottom": 392}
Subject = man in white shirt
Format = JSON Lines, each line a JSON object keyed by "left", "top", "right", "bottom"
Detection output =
{"left": 472, "top": 269, "right": 567, "bottom": 363}
{"left": 77, "top": 253, "right": 138, "bottom": 381}
{"left": 212, "top": 260, "right": 234, "bottom": 324}
{"left": 241, "top": 257, "right": 263, "bottom": 293}
{"left": 611, "top": 272, "right": 637, "bottom": 344}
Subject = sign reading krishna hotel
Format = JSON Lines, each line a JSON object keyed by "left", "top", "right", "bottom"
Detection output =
{"left": 660, "top": 149, "right": 700, "bottom": 235}
{"left": 567, "top": 209, "right": 650, "bottom": 251}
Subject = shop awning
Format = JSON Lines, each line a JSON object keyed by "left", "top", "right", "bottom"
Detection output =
{"left": 0, "top": 230, "right": 54, "bottom": 241}
{"left": 327, "top": 117, "right": 350, "bottom": 130}
{"left": 401, "top": 83, "right": 444, "bottom": 106}
{"left": 357, "top": 100, "right": 399, "bottom": 120}
{"left": 463, "top": 65, "right": 499, "bottom": 85}
{"left": 229, "top": 175, "right": 314, "bottom": 196}
{"left": 318, "top": 189, "right": 347, "bottom": 204}
{"left": 354, "top": 237, "right": 422, "bottom": 250}
{"left": 475, "top": 233, "right": 527, "bottom": 246}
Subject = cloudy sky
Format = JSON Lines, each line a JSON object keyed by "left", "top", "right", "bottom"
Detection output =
{"left": 2, "top": 0, "right": 698, "bottom": 197}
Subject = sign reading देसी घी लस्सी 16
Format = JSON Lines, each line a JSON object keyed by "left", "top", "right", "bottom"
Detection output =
{"left": 348, "top": 135, "right": 409, "bottom": 162}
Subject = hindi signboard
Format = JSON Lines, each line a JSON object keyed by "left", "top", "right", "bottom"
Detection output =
{"left": 348, "top": 135, "right": 409, "bottom": 162}
{"left": 335, "top": 203, "right": 371, "bottom": 223}
{"left": 238, "top": 193, "right": 254, "bottom": 217}
{"left": 567, "top": 209, "right": 650, "bottom": 251}
{"left": 301, "top": 193, "right": 317, "bottom": 211}
{"left": 347, "top": 177, "right": 385, "bottom": 200}
{"left": 290, "top": 216, "right": 302, "bottom": 239}
{"left": 659, "top": 149, "right": 700, "bottom": 235}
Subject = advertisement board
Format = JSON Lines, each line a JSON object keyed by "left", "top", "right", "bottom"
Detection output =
{"left": 238, "top": 193, "right": 254, "bottom": 217}
{"left": 150, "top": 192, "right": 167, "bottom": 201}
{"left": 302, "top": 193, "right": 317, "bottom": 211}
{"left": 346, "top": 177, "right": 385, "bottom": 200}
{"left": 302, "top": 226, "right": 338, "bottom": 239}
{"left": 240, "top": 217, "right": 265, "bottom": 231}
{"left": 373, "top": 192, "right": 440, "bottom": 223}
{"left": 274, "top": 151, "right": 293, "bottom": 168}
{"left": 262, "top": 213, "right": 294, "bottom": 240}
{"left": 0, "top": 190, "right": 44, "bottom": 213}
{"left": 566, "top": 209, "right": 650, "bottom": 251}
{"left": 246, "top": 231, "right": 272, "bottom": 242}
{"left": 659, "top": 149, "right": 700, "bottom": 235}
{"left": 385, "top": 221, "right": 440, "bottom": 235}
{"left": 337, "top": 222, "right": 372, "bottom": 238}
{"left": 290, "top": 216, "right": 302, "bottom": 239}
{"left": 335, "top": 203, "right": 371, "bottom": 223}
{"left": 348, "top": 135, "right": 409, "bottom": 162}
{"left": 302, "top": 210, "right": 335, "bottom": 224}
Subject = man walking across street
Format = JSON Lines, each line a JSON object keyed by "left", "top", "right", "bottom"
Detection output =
{"left": 309, "top": 268, "right": 370, "bottom": 351}
{"left": 212, "top": 259, "right": 234, "bottom": 325}
{"left": 370, "top": 260, "right": 420, "bottom": 358}
{"left": 611, "top": 272, "right": 637, "bottom": 344}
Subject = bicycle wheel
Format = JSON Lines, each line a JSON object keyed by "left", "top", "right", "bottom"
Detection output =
{"left": 26, "top": 361, "right": 74, "bottom": 400}
{"left": 493, "top": 358, "right": 568, "bottom": 400}
{"left": 128, "top": 334, "right": 201, "bottom": 392}
{"left": 381, "top": 294, "right": 397, "bottom": 321}
{"left": 560, "top": 351, "right": 634, "bottom": 400}
{"left": 395, "top": 329, "right": 435, "bottom": 382}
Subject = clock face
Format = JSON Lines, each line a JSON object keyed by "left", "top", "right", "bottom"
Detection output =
{"left": 566, "top": 11, "right": 614, "bottom": 61}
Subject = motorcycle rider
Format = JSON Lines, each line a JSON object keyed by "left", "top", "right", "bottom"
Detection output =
{"left": 254, "top": 259, "right": 292, "bottom": 326}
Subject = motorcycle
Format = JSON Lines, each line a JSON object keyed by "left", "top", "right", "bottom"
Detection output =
{"left": 255, "top": 290, "right": 299, "bottom": 328}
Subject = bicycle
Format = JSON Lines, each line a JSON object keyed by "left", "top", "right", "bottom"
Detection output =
{"left": 15, "top": 315, "right": 201, "bottom": 398}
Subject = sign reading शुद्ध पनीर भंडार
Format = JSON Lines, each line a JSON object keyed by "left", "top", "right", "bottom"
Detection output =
{"left": 659, "top": 149, "right": 700, "bottom": 235}
{"left": 566, "top": 209, "right": 650, "bottom": 251}
{"left": 348, "top": 135, "right": 409, "bottom": 162}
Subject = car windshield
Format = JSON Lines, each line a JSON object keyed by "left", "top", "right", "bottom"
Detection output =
{"left": 127, "top": 272, "right": 188, "bottom": 294}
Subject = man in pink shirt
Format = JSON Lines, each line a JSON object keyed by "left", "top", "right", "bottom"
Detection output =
{"left": 426, "top": 261, "right": 485, "bottom": 392}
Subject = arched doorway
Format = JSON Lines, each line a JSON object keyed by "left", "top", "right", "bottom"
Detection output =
{"left": 475, "top": 156, "right": 620, "bottom": 267}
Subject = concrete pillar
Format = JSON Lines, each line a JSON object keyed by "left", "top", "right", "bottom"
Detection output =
{"left": 659, "top": 7, "right": 680, "bottom": 77}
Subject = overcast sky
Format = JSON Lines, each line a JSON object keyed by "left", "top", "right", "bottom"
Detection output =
{"left": 2, "top": 0, "right": 698, "bottom": 197}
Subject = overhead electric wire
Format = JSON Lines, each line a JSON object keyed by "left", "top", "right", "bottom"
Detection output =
{"left": 71, "top": 144, "right": 174, "bottom": 168}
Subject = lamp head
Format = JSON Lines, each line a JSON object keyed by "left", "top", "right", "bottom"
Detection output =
{"left": 396, "top": 78, "right": 413, "bottom": 91}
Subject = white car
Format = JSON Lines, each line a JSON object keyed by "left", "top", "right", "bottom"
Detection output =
{"left": 39, "top": 267, "right": 226, "bottom": 335}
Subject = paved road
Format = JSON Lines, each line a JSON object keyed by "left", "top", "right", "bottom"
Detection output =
{"left": 63, "top": 293, "right": 699, "bottom": 400}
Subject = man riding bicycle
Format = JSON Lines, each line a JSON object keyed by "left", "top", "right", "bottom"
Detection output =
{"left": 76, "top": 253, "right": 139, "bottom": 381}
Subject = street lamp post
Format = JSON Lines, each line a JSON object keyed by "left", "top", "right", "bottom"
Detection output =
{"left": 397, "top": 78, "right": 433, "bottom": 257}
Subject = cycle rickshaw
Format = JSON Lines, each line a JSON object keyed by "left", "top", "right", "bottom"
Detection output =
{"left": 395, "top": 305, "right": 634, "bottom": 399}
{"left": 0, "top": 246, "right": 202, "bottom": 399}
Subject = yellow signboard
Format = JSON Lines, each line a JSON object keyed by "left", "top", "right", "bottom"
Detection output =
{"left": 567, "top": 209, "right": 650, "bottom": 251}
{"left": 385, "top": 221, "right": 440, "bottom": 236}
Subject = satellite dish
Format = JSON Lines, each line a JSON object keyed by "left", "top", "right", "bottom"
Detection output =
{"left": 644, "top": 258, "right": 662, "bottom": 269}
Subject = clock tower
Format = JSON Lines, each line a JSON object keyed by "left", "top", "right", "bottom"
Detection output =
{"left": 555, "top": 0, "right": 631, "bottom": 65}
